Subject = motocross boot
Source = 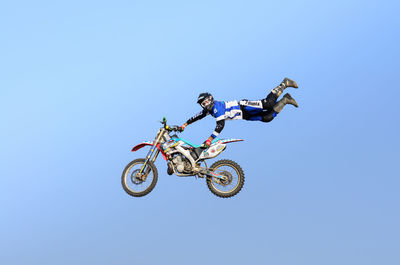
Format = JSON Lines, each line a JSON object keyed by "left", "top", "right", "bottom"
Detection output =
{"left": 273, "top": 93, "right": 299, "bottom": 113}
{"left": 271, "top": 77, "right": 298, "bottom": 97}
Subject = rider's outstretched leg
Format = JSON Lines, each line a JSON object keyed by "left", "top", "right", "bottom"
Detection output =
{"left": 242, "top": 78, "right": 299, "bottom": 122}
{"left": 262, "top": 78, "right": 298, "bottom": 109}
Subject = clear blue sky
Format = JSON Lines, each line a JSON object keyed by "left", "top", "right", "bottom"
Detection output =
{"left": 1, "top": 0, "right": 399, "bottom": 264}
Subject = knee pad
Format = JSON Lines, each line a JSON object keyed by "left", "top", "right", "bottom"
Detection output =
{"left": 262, "top": 93, "right": 278, "bottom": 109}
{"left": 261, "top": 114, "right": 274, "bottom": 122}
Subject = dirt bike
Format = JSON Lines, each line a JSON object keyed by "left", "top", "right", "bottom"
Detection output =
{"left": 121, "top": 117, "right": 245, "bottom": 198}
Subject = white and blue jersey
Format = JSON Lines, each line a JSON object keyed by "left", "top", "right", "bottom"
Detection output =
{"left": 210, "top": 100, "right": 243, "bottom": 121}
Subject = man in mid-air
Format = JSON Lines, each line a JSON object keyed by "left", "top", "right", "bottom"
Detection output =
{"left": 179, "top": 78, "right": 299, "bottom": 147}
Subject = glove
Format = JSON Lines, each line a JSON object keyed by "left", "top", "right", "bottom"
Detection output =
{"left": 178, "top": 123, "right": 187, "bottom": 132}
{"left": 203, "top": 137, "right": 213, "bottom": 148}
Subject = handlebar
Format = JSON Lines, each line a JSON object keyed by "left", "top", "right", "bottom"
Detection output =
{"left": 160, "top": 117, "right": 182, "bottom": 132}
{"left": 165, "top": 125, "right": 182, "bottom": 132}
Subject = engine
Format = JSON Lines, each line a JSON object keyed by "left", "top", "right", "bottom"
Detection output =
{"left": 171, "top": 155, "right": 192, "bottom": 173}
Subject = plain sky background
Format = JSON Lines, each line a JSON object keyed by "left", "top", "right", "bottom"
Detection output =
{"left": 1, "top": 0, "right": 399, "bottom": 264}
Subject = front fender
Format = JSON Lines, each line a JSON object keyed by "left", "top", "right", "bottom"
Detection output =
{"left": 131, "top": 141, "right": 167, "bottom": 161}
{"left": 131, "top": 141, "right": 154, "bottom": 152}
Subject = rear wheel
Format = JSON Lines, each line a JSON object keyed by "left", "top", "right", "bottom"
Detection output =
{"left": 121, "top": 159, "right": 158, "bottom": 197}
{"left": 206, "top": 159, "right": 245, "bottom": 198}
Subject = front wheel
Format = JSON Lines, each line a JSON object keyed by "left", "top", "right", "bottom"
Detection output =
{"left": 206, "top": 159, "right": 245, "bottom": 198}
{"left": 121, "top": 158, "right": 158, "bottom": 197}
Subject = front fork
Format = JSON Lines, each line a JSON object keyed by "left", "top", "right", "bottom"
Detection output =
{"left": 138, "top": 130, "right": 164, "bottom": 179}
{"left": 139, "top": 147, "right": 160, "bottom": 172}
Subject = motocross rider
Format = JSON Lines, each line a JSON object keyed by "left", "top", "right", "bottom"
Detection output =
{"left": 179, "top": 78, "right": 299, "bottom": 147}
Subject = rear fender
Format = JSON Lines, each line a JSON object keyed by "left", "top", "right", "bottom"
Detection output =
{"left": 131, "top": 141, "right": 167, "bottom": 161}
{"left": 218, "top": 138, "right": 244, "bottom": 144}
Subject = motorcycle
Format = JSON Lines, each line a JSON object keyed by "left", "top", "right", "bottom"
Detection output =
{"left": 121, "top": 117, "right": 245, "bottom": 198}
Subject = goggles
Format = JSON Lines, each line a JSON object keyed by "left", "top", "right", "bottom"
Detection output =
{"left": 201, "top": 96, "right": 212, "bottom": 108}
